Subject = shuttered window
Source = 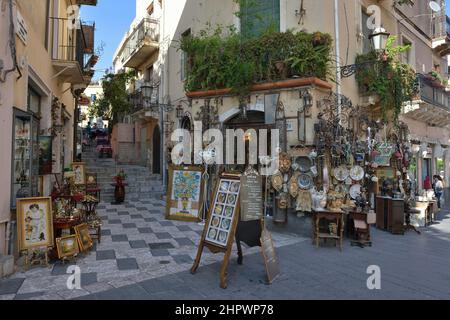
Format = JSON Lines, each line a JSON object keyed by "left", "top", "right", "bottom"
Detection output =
{"left": 240, "top": 0, "right": 280, "bottom": 39}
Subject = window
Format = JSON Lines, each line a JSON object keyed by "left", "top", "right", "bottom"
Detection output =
{"left": 146, "top": 66, "right": 154, "bottom": 82}
{"left": 361, "top": 9, "right": 372, "bottom": 54}
{"left": 401, "top": 37, "right": 413, "bottom": 66}
{"left": 27, "top": 86, "right": 41, "bottom": 116}
{"left": 241, "top": 0, "right": 280, "bottom": 39}
{"left": 180, "top": 29, "right": 191, "bottom": 81}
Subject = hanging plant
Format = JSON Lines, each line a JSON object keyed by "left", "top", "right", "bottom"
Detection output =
{"left": 355, "top": 36, "right": 417, "bottom": 122}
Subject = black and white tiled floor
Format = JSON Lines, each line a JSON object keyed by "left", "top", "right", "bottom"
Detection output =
{"left": 0, "top": 199, "right": 301, "bottom": 300}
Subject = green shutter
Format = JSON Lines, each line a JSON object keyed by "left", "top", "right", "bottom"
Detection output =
{"left": 241, "top": 0, "right": 280, "bottom": 39}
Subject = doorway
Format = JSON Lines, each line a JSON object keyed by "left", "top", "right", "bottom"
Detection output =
{"left": 152, "top": 125, "right": 161, "bottom": 174}
{"left": 140, "top": 127, "right": 147, "bottom": 166}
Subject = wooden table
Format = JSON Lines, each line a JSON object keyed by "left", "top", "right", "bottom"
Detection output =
{"left": 312, "top": 209, "right": 345, "bottom": 251}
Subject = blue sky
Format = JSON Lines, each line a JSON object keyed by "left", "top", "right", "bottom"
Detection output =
{"left": 81, "top": 0, "right": 135, "bottom": 80}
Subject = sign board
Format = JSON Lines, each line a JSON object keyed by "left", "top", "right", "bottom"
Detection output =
{"left": 166, "top": 165, "right": 205, "bottom": 222}
{"left": 240, "top": 173, "right": 263, "bottom": 222}
{"left": 260, "top": 228, "right": 280, "bottom": 284}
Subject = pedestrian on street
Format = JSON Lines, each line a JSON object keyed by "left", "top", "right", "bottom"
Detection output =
{"left": 434, "top": 175, "right": 444, "bottom": 209}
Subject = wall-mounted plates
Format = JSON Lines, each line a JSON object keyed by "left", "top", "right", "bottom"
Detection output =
{"left": 350, "top": 165, "right": 364, "bottom": 181}
{"left": 349, "top": 184, "right": 362, "bottom": 200}
{"left": 297, "top": 173, "right": 313, "bottom": 190}
{"left": 333, "top": 166, "right": 349, "bottom": 182}
{"left": 271, "top": 172, "right": 283, "bottom": 191}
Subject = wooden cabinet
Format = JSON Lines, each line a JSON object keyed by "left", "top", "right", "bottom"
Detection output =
{"left": 376, "top": 196, "right": 404, "bottom": 235}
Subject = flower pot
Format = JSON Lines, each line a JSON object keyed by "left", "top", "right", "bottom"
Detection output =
{"left": 312, "top": 32, "right": 327, "bottom": 46}
{"left": 274, "top": 61, "right": 287, "bottom": 78}
{"left": 114, "top": 184, "right": 125, "bottom": 203}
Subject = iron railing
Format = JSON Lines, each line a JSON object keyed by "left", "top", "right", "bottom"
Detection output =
{"left": 121, "top": 18, "right": 159, "bottom": 65}
{"left": 416, "top": 74, "right": 450, "bottom": 109}
{"left": 49, "top": 17, "right": 94, "bottom": 71}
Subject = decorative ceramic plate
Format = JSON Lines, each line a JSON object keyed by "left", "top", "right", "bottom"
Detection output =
{"left": 227, "top": 194, "right": 237, "bottom": 205}
{"left": 333, "top": 166, "right": 349, "bottom": 182}
{"left": 214, "top": 204, "right": 223, "bottom": 215}
{"left": 349, "top": 184, "right": 362, "bottom": 200}
{"left": 288, "top": 177, "right": 299, "bottom": 197}
{"left": 211, "top": 216, "right": 220, "bottom": 227}
{"left": 217, "top": 193, "right": 227, "bottom": 204}
{"left": 295, "top": 156, "right": 312, "bottom": 173}
{"left": 221, "top": 218, "right": 231, "bottom": 230}
{"left": 218, "top": 231, "right": 227, "bottom": 243}
{"left": 279, "top": 153, "right": 292, "bottom": 173}
{"left": 297, "top": 173, "right": 313, "bottom": 190}
{"left": 220, "top": 181, "right": 230, "bottom": 192}
{"left": 224, "top": 206, "right": 233, "bottom": 217}
{"left": 208, "top": 228, "right": 217, "bottom": 240}
{"left": 271, "top": 172, "right": 283, "bottom": 191}
{"left": 350, "top": 165, "right": 364, "bottom": 181}
{"left": 229, "top": 182, "right": 240, "bottom": 193}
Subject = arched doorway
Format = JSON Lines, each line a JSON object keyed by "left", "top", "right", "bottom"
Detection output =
{"left": 180, "top": 115, "right": 192, "bottom": 131}
{"left": 152, "top": 125, "right": 161, "bottom": 174}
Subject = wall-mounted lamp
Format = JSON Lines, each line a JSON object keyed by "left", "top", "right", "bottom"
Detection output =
{"left": 299, "top": 89, "right": 313, "bottom": 117}
{"left": 176, "top": 105, "right": 184, "bottom": 119}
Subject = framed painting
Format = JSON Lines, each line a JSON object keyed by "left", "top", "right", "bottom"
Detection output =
{"left": 56, "top": 235, "right": 79, "bottom": 259}
{"left": 16, "top": 197, "right": 54, "bottom": 251}
{"left": 71, "top": 162, "right": 86, "bottom": 185}
{"left": 204, "top": 175, "right": 241, "bottom": 248}
{"left": 86, "top": 172, "right": 97, "bottom": 186}
{"left": 75, "top": 223, "right": 93, "bottom": 252}
{"left": 166, "top": 165, "right": 205, "bottom": 222}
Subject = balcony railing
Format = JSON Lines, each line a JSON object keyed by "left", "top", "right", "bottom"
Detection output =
{"left": 49, "top": 17, "right": 94, "bottom": 71}
{"left": 416, "top": 74, "right": 450, "bottom": 109}
{"left": 121, "top": 18, "right": 159, "bottom": 68}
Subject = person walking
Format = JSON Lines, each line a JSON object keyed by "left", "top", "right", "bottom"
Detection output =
{"left": 434, "top": 175, "right": 444, "bottom": 209}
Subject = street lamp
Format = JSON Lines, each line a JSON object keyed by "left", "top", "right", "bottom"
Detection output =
{"left": 299, "top": 89, "right": 313, "bottom": 117}
{"left": 340, "top": 27, "right": 391, "bottom": 78}
{"left": 141, "top": 82, "right": 159, "bottom": 110}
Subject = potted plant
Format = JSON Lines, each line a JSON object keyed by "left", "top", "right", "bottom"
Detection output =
{"left": 112, "top": 169, "right": 127, "bottom": 204}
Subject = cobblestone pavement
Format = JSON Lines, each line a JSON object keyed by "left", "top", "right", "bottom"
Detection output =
{"left": 72, "top": 206, "right": 450, "bottom": 300}
{"left": 0, "top": 198, "right": 301, "bottom": 300}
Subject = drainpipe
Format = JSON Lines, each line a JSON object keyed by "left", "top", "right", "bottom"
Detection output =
{"left": 334, "top": 0, "right": 342, "bottom": 116}
{"left": 73, "top": 94, "right": 79, "bottom": 161}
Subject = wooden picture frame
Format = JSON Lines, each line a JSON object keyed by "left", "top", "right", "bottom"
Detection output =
{"left": 204, "top": 175, "right": 242, "bottom": 249}
{"left": 16, "top": 197, "right": 54, "bottom": 251}
{"left": 71, "top": 162, "right": 86, "bottom": 185}
{"left": 85, "top": 172, "right": 97, "bottom": 186}
{"left": 75, "top": 223, "right": 93, "bottom": 252}
{"left": 166, "top": 165, "right": 205, "bottom": 222}
{"left": 376, "top": 167, "right": 395, "bottom": 180}
{"left": 56, "top": 235, "right": 79, "bottom": 259}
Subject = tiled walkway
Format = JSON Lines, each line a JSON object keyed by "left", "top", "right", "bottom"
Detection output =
{"left": 0, "top": 198, "right": 301, "bottom": 300}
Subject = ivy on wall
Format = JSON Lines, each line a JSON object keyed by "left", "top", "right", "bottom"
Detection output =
{"left": 355, "top": 36, "right": 417, "bottom": 122}
{"left": 179, "top": 27, "right": 333, "bottom": 101}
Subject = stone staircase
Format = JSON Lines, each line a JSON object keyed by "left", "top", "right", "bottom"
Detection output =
{"left": 82, "top": 148, "right": 165, "bottom": 203}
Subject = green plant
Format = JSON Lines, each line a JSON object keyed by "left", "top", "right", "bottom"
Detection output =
{"left": 355, "top": 36, "right": 416, "bottom": 122}
{"left": 179, "top": 28, "right": 333, "bottom": 101}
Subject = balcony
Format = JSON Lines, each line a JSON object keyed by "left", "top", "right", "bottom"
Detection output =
{"left": 49, "top": 17, "right": 96, "bottom": 85}
{"left": 432, "top": 15, "right": 450, "bottom": 57}
{"left": 74, "top": 0, "right": 98, "bottom": 5}
{"left": 121, "top": 18, "right": 159, "bottom": 69}
{"left": 403, "top": 74, "right": 450, "bottom": 127}
{"left": 128, "top": 82, "right": 160, "bottom": 119}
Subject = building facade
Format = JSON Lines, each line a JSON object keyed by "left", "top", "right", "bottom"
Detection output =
{"left": 113, "top": 0, "right": 449, "bottom": 191}
{"left": 0, "top": 0, "right": 97, "bottom": 257}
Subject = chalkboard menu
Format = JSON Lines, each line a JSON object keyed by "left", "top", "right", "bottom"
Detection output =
{"left": 240, "top": 173, "right": 263, "bottom": 222}
{"left": 260, "top": 228, "right": 280, "bottom": 284}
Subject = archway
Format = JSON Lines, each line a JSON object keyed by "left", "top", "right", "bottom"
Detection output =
{"left": 152, "top": 125, "right": 161, "bottom": 174}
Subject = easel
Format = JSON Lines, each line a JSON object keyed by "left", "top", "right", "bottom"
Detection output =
{"left": 22, "top": 247, "right": 51, "bottom": 270}
{"left": 191, "top": 174, "right": 242, "bottom": 289}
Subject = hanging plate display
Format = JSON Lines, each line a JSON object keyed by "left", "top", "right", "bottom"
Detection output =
{"left": 297, "top": 173, "right": 313, "bottom": 190}
{"left": 288, "top": 176, "right": 299, "bottom": 198}
{"left": 349, "top": 184, "right": 362, "bottom": 200}
{"left": 294, "top": 156, "right": 312, "bottom": 173}
{"left": 271, "top": 172, "right": 283, "bottom": 192}
{"left": 350, "top": 165, "right": 365, "bottom": 181}
{"left": 333, "top": 166, "right": 349, "bottom": 182}
{"left": 279, "top": 152, "right": 292, "bottom": 173}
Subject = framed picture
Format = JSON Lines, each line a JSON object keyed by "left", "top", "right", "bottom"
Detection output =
{"left": 166, "top": 165, "right": 205, "bottom": 222}
{"left": 86, "top": 172, "right": 97, "bottom": 185}
{"left": 204, "top": 175, "right": 241, "bottom": 248}
{"left": 39, "top": 136, "right": 53, "bottom": 175}
{"left": 372, "top": 154, "right": 391, "bottom": 167}
{"left": 16, "top": 197, "right": 54, "bottom": 251}
{"left": 71, "top": 162, "right": 86, "bottom": 185}
{"left": 376, "top": 167, "right": 395, "bottom": 180}
{"left": 56, "top": 235, "right": 79, "bottom": 259}
{"left": 75, "top": 223, "right": 93, "bottom": 252}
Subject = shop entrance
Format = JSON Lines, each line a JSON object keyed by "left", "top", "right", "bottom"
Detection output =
{"left": 223, "top": 111, "right": 271, "bottom": 172}
{"left": 422, "top": 158, "right": 431, "bottom": 185}
{"left": 152, "top": 125, "right": 161, "bottom": 174}
{"left": 140, "top": 127, "right": 147, "bottom": 166}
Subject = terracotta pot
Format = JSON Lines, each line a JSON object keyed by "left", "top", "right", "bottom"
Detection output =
{"left": 114, "top": 184, "right": 125, "bottom": 203}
